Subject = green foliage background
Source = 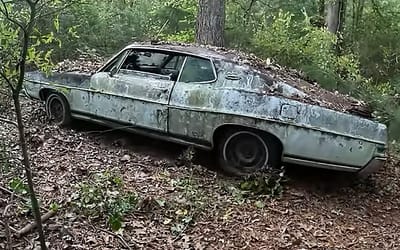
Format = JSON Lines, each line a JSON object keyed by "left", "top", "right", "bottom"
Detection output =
{"left": 3, "top": 0, "right": 400, "bottom": 142}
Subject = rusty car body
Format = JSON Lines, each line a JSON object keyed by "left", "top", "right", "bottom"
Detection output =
{"left": 23, "top": 43, "right": 387, "bottom": 177}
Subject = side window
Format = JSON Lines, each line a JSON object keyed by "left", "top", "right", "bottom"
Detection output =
{"left": 102, "top": 50, "right": 127, "bottom": 72}
{"left": 179, "top": 56, "right": 216, "bottom": 83}
{"left": 164, "top": 56, "right": 185, "bottom": 70}
{"left": 120, "top": 50, "right": 184, "bottom": 79}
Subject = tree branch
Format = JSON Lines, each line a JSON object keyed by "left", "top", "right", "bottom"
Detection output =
{"left": 16, "top": 210, "right": 57, "bottom": 238}
{"left": 3, "top": 195, "right": 14, "bottom": 250}
{"left": 370, "top": 0, "right": 383, "bottom": 17}
{"left": 0, "top": 70, "right": 15, "bottom": 92}
{"left": 0, "top": 117, "right": 18, "bottom": 127}
{"left": 94, "top": 225, "right": 133, "bottom": 249}
{"left": 36, "top": 0, "right": 80, "bottom": 19}
{"left": 0, "top": 0, "right": 27, "bottom": 32}
{"left": 243, "top": 0, "right": 257, "bottom": 19}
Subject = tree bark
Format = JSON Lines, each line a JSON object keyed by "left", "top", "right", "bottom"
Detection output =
{"left": 326, "top": 0, "right": 347, "bottom": 54}
{"left": 326, "top": 0, "right": 341, "bottom": 34}
{"left": 13, "top": 95, "right": 47, "bottom": 250}
{"left": 319, "top": 0, "right": 325, "bottom": 18}
{"left": 195, "top": 0, "right": 225, "bottom": 47}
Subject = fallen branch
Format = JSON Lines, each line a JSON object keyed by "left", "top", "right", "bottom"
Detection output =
{"left": 0, "top": 117, "right": 18, "bottom": 127}
{"left": 0, "top": 186, "right": 29, "bottom": 202}
{"left": 3, "top": 204, "right": 13, "bottom": 250}
{"left": 0, "top": 220, "right": 18, "bottom": 233}
{"left": 16, "top": 210, "right": 57, "bottom": 238}
{"left": 95, "top": 226, "right": 132, "bottom": 250}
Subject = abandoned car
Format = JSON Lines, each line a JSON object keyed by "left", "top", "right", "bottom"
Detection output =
{"left": 23, "top": 43, "right": 387, "bottom": 177}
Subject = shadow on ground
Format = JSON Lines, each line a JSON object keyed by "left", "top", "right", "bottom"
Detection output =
{"left": 70, "top": 120, "right": 369, "bottom": 193}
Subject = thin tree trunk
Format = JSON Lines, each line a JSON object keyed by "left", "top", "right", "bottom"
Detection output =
{"left": 319, "top": 0, "right": 325, "bottom": 18}
{"left": 326, "top": 0, "right": 347, "bottom": 54}
{"left": 195, "top": 0, "right": 225, "bottom": 47}
{"left": 13, "top": 96, "right": 47, "bottom": 249}
{"left": 326, "top": 0, "right": 341, "bottom": 34}
{"left": 10, "top": 1, "right": 47, "bottom": 249}
{"left": 353, "top": 0, "right": 365, "bottom": 33}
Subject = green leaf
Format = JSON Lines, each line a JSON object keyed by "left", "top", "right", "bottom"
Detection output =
{"left": 54, "top": 15, "right": 60, "bottom": 32}
{"left": 108, "top": 213, "right": 122, "bottom": 231}
{"left": 255, "top": 200, "right": 265, "bottom": 209}
{"left": 240, "top": 181, "right": 252, "bottom": 190}
{"left": 9, "top": 178, "right": 28, "bottom": 195}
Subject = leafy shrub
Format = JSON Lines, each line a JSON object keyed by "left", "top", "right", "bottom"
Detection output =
{"left": 252, "top": 11, "right": 362, "bottom": 91}
{"left": 239, "top": 168, "right": 286, "bottom": 198}
{"left": 73, "top": 171, "right": 138, "bottom": 231}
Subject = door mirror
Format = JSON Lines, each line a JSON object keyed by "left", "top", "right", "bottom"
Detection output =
{"left": 109, "top": 66, "right": 118, "bottom": 77}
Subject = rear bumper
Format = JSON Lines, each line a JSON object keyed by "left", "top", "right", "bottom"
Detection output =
{"left": 357, "top": 157, "right": 387, "bottom": 179}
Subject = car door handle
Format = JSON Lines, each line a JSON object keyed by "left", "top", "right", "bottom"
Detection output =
{"left": 153, "top": 87, "right": 169, "bottom": 93}
{"left": 225, "top": 74, "right": 241, "bottom": 81}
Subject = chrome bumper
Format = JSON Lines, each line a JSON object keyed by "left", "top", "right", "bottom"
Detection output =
{"left": 357, "top": 157, "right": 387, "bottom": 179}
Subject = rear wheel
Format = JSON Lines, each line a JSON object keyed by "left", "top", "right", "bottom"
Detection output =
{"left": 45, "top": 93, "right": 71, "bottom": 126}
{"left": 217, "top": 129, "right": 280, "bottom": 176}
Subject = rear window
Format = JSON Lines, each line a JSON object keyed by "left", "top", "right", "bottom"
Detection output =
{"left": 179, "top": 56, "right": 216, "bottom": 83}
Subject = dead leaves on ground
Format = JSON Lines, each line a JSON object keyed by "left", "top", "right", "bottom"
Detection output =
{"left": 0, "top": 98, "right": 400, "bottom": 249}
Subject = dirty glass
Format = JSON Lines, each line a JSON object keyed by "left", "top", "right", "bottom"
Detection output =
{"left": 120, "top": 50, "right": 183, "bottom": 78}
{"left": 179, "top": 57, "right": 216, "bottom": 83}
{"left": 120, "top": 50, "right": 167, "bottom": 70}
{"left": 164, "top": 56, "right": 185, "bottom": 70}
{"left": 103, "top": 50, "right": 127, "bottom": 72}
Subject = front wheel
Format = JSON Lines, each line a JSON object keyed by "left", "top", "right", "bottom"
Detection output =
{"left": 45, "top": 93, "right": 71, "bottom": 126}
{"left": 217, "top": 130, "right": 280, "bottom": 176}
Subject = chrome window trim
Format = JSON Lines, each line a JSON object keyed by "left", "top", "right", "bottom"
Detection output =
{"left": 98, "top": 48, "right": 129, "bottom": 73}
{"left": 100, "top": 46, "right": 218, "bottom": 84}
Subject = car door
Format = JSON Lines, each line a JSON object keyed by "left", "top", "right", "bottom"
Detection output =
{"left": 168, "top": 55, "right": 218, "bottom": 142}
{"left": 89, "top": 48, "right": 184, "bottom": 132}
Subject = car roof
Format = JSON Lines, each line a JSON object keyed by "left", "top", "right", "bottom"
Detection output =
{"left": 122, "top": 42, "right": 370, "bottom": 117}
{"left": 125, "top": 42, "right": 236, "bottom": 61}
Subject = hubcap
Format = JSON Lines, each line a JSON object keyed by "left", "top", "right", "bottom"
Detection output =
{"left": 223, "top": 131, "right": 269, "bottom": 172}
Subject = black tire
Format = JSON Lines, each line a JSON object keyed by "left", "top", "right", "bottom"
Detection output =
{"left": 45, "top": 93, "right": 71, "bottom": 126}
{"left": 217, "top": 129, "right": 281, "bottom": 176}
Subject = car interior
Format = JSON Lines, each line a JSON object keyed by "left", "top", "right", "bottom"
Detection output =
{"left": 120, "top": 50, "right": 184, "bottom": 81}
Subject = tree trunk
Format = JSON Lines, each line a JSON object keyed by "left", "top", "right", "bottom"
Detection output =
{"left": 7, "top": 1, "right": 47, "bottom": 249}
{"left": 326, "top": 0, "right": 341, "bottom": 34}
{"left": 326, "top": 0, "right": 347, "bottom": 54}
{"left": 13, "top": 95, "right": 47, "bottom": 250}
{"left": 195, "top": 0, "right": 225, "bottom": 47}
{"left": 352, "top": 0, "right": 365, "bottom": 33}
{"left": 319, "top": 0, "right": 325, "bottom": 18}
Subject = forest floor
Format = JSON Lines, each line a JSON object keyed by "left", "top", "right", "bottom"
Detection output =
{"left": 1, "top": 98, "right": 400, "bottom": 250}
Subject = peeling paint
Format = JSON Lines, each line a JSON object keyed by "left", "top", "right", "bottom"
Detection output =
{"left": 23, "top": 45, "right": 388, "bottom": 173}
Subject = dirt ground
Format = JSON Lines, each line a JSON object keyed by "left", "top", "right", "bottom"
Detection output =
{"left": 1, "top": 98, "right": 399, "bottom": 250}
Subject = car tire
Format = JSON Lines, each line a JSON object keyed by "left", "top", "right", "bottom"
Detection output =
{"left": 217, "top": 129, "right": 281, "bottom": 176}
{"left": 45, "top": 93, "right": 71, "bottom": 126}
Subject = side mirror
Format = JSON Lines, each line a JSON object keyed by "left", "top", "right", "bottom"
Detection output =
{"left": 109, "top": 66, "right": 118, "bottom": 77}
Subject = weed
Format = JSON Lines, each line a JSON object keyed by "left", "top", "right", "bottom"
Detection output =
{"left": 239, "top": 167, "right": 286, "bottom": 198}
{"left": 9, "top": 177, "right": 28, "bottom": 195}
{"left": 73, "top": 171, "right": 138, "bottom": 231}
{"left": 167, "top": 175, "right": 207, "bottom": 236}
{"left": 224, "top": 167, "right": 286, "bottom": 206}
{"left": 175, "top": 146, "right": 196, "bottom": 168}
